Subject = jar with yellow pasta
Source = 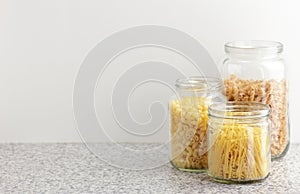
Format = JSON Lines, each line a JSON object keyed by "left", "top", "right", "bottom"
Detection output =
{"left": 207, "top": 102, "right": 271, "bottom": 183}
{"left": 170, "top": 77, "right": 224, "bottom": 172}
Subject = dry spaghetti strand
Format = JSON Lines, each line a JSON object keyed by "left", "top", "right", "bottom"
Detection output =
{"left": 208, "top": 123, "right": 270, "bottom": 181}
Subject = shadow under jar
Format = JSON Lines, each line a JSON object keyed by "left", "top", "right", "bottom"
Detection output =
{"left": 170, "top": 76, "right": 224, "bottom": 172}
{"left": 222, "top": 40, "right": 289, "bottom": 159}
{"left": 207, "top": 102, "right": 271, "bottom": 183}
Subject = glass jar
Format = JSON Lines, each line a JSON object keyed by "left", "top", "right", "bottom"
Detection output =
{"left": 169, "top": 76, "right": 224, "bottom": 172}
{"left": 222, "top": 40, "right": 289, "bottom": 159}
{"left": 207, "top": 102, "right": 271, "bottom": 183}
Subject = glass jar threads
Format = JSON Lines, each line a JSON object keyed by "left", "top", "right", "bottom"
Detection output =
{"left": 170, "top": 76, "right": 224, "bottom": 172}
{"left": 207, "top": 102, "right": 271, "bottom": 183}
{"left": 222, "top": 40, "right": 289, "bottom": 159}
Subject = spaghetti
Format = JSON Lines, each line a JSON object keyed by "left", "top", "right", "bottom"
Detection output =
{"left": 207, "top": 102, "right": 271, "bottom": 183}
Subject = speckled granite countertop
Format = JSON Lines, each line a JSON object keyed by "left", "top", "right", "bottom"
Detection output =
{"left": 1, "top": 143, "right": 299, "bottom": 193}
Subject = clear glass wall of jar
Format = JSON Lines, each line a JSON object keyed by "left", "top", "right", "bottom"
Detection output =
{"left": 222, "top": 40, "right": 289, "bottom": 159}
{"left": 170, "top": 76, "right": 224, "bottom": 172}
{"left": 207, "top": 102, "right": 271, "bottom": 183}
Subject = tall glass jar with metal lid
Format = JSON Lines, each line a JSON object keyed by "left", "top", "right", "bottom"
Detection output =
{"left": 207, "top": 101, "right": 271, "bottom": 183}
{"left": 169, "top": 76, "right": 224, "bottom": 172}
{"left": 222, "top": 40, "right": 289, "bottom": 159}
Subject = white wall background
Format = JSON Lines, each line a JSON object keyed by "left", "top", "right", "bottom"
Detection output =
{"left": 1, "top": 0, "right": 300, "bottom": 143}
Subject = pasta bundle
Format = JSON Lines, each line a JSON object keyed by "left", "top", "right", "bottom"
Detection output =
{"left": 208, "top": 121, "right": 270, "bottom": 181}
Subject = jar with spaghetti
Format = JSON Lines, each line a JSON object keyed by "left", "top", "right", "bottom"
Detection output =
{"left": 170, "top": 76, "right": 224, "bottom": 172}
{"left": 222, "top": 40, "right": 289, "bottom": 159}
{"left": 207, "top": 102, "right": 271, "bottom": 183}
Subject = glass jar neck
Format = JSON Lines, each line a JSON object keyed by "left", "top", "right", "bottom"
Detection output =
{"left": 175, "top": 76, "right": 223, "bottom": 98}
{"left": 225, "top": 40, "right": 283, "bottom": 60}
{"left": 209, "top": 101, "right": 270, "bottom": 120}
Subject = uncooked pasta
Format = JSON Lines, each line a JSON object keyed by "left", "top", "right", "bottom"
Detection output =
{"left": 224, "top": 75, "right": 288, "bottom": 158}
{"left": 208, "top": 119, "right": 270, "bottom": 182}
{"left": 170, "top": 96, "right": 210, "bottom": 171}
